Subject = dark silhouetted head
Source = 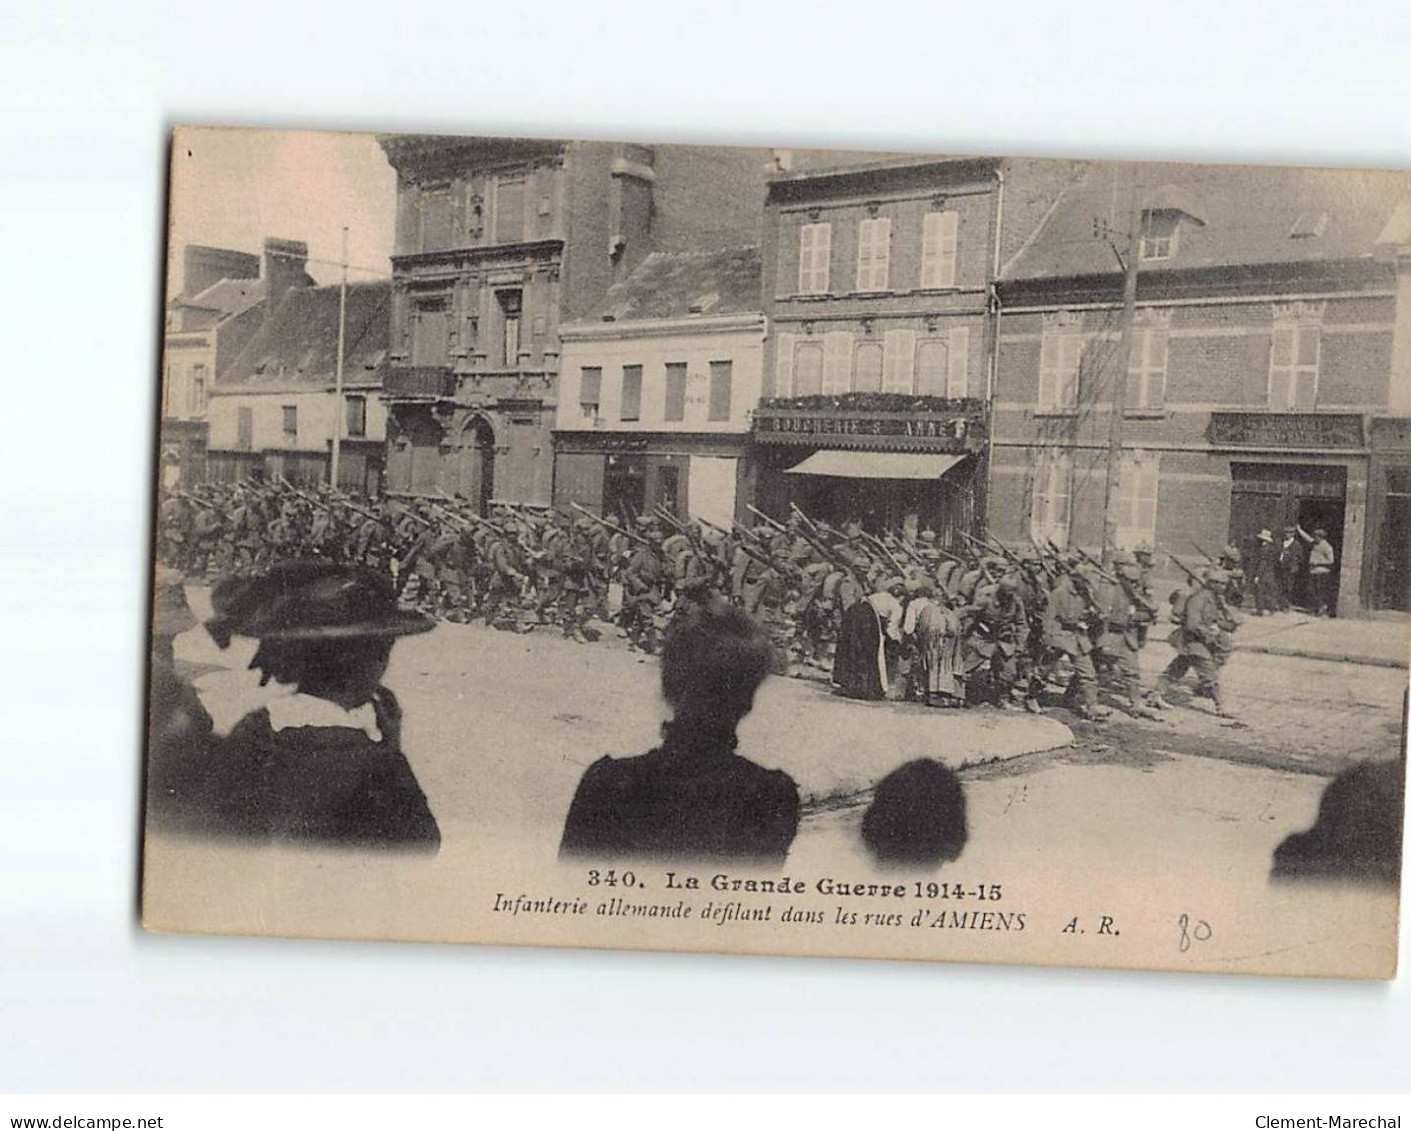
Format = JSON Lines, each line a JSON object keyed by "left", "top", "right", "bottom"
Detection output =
{"left": 861, "top": 759, "right": 968, "bottom": 869}
{"left": 660, "top": 605, "right": 773, "bottom": 729}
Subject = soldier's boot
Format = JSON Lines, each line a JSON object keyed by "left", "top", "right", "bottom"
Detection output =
{"left": 1145, "top": 690, "right": 1171, "bottom": 710}
{"left": 1122, "top": 695, "right": 1160, "bottom": 721}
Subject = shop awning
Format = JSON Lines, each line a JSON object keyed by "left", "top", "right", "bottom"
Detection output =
{"left": 783, "top": 451, "right": 969, "bottom": 480}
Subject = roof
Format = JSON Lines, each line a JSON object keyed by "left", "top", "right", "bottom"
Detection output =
{"left": 220, "top": 281, "right": 391, "bottom": 389}
{"left": 585, "top": 246, "right": 761, "bottom": 323}
{"left": 177, "top": 276, "right": 267, "bottom": 317}
{"left": 1002, "top": 162, "right": 1411, "bottom": 283}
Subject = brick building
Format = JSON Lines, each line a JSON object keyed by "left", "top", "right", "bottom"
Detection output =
{"left": 206, "top": 280, "right": 391, "bottom": 495}
{"left": 554, "top": 246, "right": 764, "bottom": 527}
{"left": 375, "top": 135, "right": 772, "bottom": 511}
{"left": 753, "top": 155, "right": 1082, "bottom": 545}
{"left": 989, "top": 162, "right": 1411, "bottom": 613}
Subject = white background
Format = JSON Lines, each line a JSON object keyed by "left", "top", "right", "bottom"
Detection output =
{"left": 1, "top": 0, "right": 1409, "bottom": 1094}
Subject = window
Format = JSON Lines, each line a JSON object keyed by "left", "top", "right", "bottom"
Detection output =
{"left": 882, "top": 329, "right": 915, "bottom": 393}
{"left": 282, "top": 405, "right": 298, "bottom": 441}
{"left": 794, "top": 341, "right": 824, "bottom": 396}
{"left": 854, "top": 342, "right": 884, "bottom": 393}
{"left": 345, "top": 395, "right": 367, "bottom": 438}
{"left": 579, "top": 366, "right": 602, "bottom": 420}
{"left": 418, "top": 187, "right": 452, "bottom": 251}
{"left": 1029, "top": 449, "right": 1074, "bottom": 547}
{"left": 1269, "top": 323, "right": 1320, "bottom": 410}
{"left": 236, "top": 406, "right": 253, "bottom": 451}
{"left": 797, "top": 222, "right": 831, "bottom": 295}
{"left": 1038, "top": 326, "right": 1083, "bottom": 410}
{"left": 1127, "top": 325, "right": 1168, "bottom": 410}
{"left": 1114, "top": 450, "right": 1161, "bottom": 550}
{"left": 410, "top": 298, "right": 451, "bottom": 367}
{"left": 915, "top": 338, "right": 949, "bottom": 396}
{"left": 855, "top": 217, "right": 891, "bottom": 291}
{"left": 497, "top": 290, "right": 522, "bottom": 367}
{"left": 189, "top": 363, "right": 208, "bottom": 415}
{"left": 620, "top": 364, "right": 643, "bottom": 422}
{"left": 921, "top": 210, "right": 959, "bottom": 289}
{"left": 707, "top": 361, "right": 732, "bottom": 422}
{"left": 664, "top": 362, "right": 688, "bottom": 423}
{"left": 495, "top": 178, "right": 525, "bottom": 243}
{"left": 1139, "top": 209, "right": 1180, "bottom": 261}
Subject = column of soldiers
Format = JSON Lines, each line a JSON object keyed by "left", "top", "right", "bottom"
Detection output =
{"left": 158, "top": 480, "right": 1241, "bottom": 720}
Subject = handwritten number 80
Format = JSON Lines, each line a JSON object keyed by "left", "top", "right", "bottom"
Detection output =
{"left": 1178, "top": 913, "right": 1213, "bottom": 952}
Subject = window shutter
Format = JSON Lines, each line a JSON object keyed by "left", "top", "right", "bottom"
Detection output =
{"left": 1147, "top": 328, "right": 1168, "bottom": 408}
{"left": 1052, "top": 452, "right": 1073, "bottom": 547}
{"left": 620, "top": 365, "right": 643, "bottom": 421}
{"left": 1296, "top": 327, "right": 1320, "bottom": 409}
{"left": 708, "top": 361, "right": 733, "bottom": 422}
{"left": 822, "top": 331, "right": 853, "bottom": 394}
{"left": 1038, "top": 330, "right": 1055, "bottom": 409}
{"left": 923, "top": 210, "right": 959, "bottom": 288}
{"left": 1269, "top": 326, "right": 1296, "bottom": 409}
{"left": 946, "top": 326, "right": 970, "bottom": 399}
{"left": 1126, "top": 328, "right": 1146, "bottom": 409}
{"left": 815, "top": 223, "right": 831, "bottom": 293}
{"left": 664, "top": 363, "right": 687, "bottom": 422}
{"left": 916, "top": 338, "right": 948, "bottom": 397}
{"left": 855, "top": 220, "right": 871, "bottom": 291}
{"left": 774, "top": 333, "right": 796, "bottom": 397}
{"left": 1060, "top": 335, "right": 1084, "bottom": 408}
{"left": 1136, "top": 453, "right": 1160, "bottom": 541}
{"left": 882, "top": 328, "right": 915, "bottom": 392}
{"left": 799, "top": 223, "right": 831, "bottom": 295}
{"left": 579, "top": 366, "right": 602, "bottom": 407}
{"left": 858, "top": 217, "right": 891, "bottom": 290}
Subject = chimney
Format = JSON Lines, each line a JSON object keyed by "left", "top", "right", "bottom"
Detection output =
{"left": 263, "top": 237, "right": 311, "bottom": 318}
{"left": 183, "top": 244, "right": 259, "bottom": 299}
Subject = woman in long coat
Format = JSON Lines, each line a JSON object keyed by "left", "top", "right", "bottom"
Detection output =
{"left": 904, "top": 581, "right": 965, "bottom": 707}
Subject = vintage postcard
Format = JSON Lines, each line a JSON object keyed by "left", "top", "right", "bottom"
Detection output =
{"left": 143, "top": 125, "right": 1408, "bottom": 978}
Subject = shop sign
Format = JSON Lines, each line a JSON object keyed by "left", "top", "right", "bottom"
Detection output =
{"left": 1206, "top": 412, "right": 1364, "bottom": 450}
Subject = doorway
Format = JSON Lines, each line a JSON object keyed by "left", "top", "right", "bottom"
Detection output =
{"left": 454, "top": 416, "right": 495, "bottom": 515}
{"left": 603, "top": 453, "right": 646, "bottom": 524}
{"left": 1229, "top": 462, "right": 1347, "bottom": 610}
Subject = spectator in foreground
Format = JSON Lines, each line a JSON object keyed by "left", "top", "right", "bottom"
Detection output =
{"left": 861, "top": 759, "right": 969, "bottom": 870}
{"left": 1271, "top": 757, "right": 1404, "bottom": 886}
{"left": 559, "top": 605, "right": 800, "bottom": 864}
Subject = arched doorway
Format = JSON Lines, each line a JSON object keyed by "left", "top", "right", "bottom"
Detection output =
{"left": 454, "top": 415, "right": 496, "bottom": 515}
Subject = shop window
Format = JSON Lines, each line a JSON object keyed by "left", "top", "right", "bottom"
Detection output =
{"left": 707, "top": 361, "right": 732, "bottom": 422}
{"left": 664, "top": 362, "right": 688, "bottom": 423}
{"left": 620, "top": 364, "right": 643, "bottom": 422}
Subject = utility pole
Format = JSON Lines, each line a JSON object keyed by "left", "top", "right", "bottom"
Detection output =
{"left": 1100, "top": 165, "right": 1143, "bottom": 563}
{"left": 331, "top": 225, "right": 348, "bottom": 491}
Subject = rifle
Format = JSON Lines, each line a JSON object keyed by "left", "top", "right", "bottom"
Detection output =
{"left": 1069, "top": 545, "right": 1122, "bottom": 586}
{"left": 1026, "top": 539, "right": 1060, "bottom": 582}
{"left": 176, "top": 491, "right": 216, "bottom": 510}
{"left": 1189, "top": 539, "right": 1219, "bottom": 564}
{"left": 746, "top": 504, "right": 789, "bottom": 536}
{"left": 570, "top": 502, "right": 651, "bottom": 547}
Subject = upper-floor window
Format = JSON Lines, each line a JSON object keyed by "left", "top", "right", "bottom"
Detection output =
{"left": 707, "top": 361, "right": 733, "bottom": 422}
{"left": 1127, "top": 324, "right": 1168, "bottom": 410}
{"left": 497, "top": 290, "right": 522, "bottom": 367}
{"left": 664, "top": 362, "right": 688, "bottom": 423}
{"left": 345, "top": 394, "right": 367, "bottom": 438}
{"left": 410, "top": 296, "right": 451, "bottom": 367}
{"left": 1139, "top": 209, "right": 1180, "bottom": 261}
{"left": 237, "top": 406, "right": 253, "bottom": 451}
{"left": 855, "top": 217, "right": 891, "bottom": 291}
{"left": 1269, "top": 322, "right": 1320, "bottom": 410}
{"left": 418, "top": 187, "right": 453, "bottom": 252}
{"left": 921, "top": 210, "right": 959, "bottom": 289}
{"left": 1038, "top": 325, "right": 1084, "bottom": 410}
{"left": 188, "top": 363, "right": 208, "bottom": 415}
{"left": 495, "top": 178, "right": 525, "bottom": 243}
{"left": 620, "top": 365, "right": 643, "bottom": 422}
{"left": 797, "top": 222, "right": 831, "bottom": 295}
{"left": 282, "top": 405, "right": 298, "bottom": 441}
{"left": 579, "top": 366, "right": 602, "bottom": 421}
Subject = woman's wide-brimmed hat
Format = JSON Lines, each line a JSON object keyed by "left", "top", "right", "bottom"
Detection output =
{"left": 206, "top": 560, "right": 434, "bottom": 647}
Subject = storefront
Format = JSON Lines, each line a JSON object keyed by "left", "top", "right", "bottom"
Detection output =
{"left": 1366, "top": 416, "right": 1411, "bottom": 611}
{"left": 750, "top": 394, "right": 987, "bottom": 546}
{"left": 552, "top": 432, "right": 748, "bottom": 529}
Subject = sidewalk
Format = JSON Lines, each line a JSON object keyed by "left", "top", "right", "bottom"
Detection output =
{"left": 1152, "top": 609, "right": 1411, "bottom": 669}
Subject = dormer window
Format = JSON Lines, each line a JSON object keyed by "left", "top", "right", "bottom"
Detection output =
{"left": 1139, "top": 209, "right": 1180, "bottom": 261}
{"left": 1289, "top": 212, "right": 1328, "bottom": 239}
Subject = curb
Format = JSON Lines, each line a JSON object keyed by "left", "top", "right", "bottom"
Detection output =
{"left": 1232, "top": 643, "right": 1408, "bottom": 671}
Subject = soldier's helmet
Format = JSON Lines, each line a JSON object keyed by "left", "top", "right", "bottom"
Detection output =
{"left": 1111, "top": 549, "right": 1135, "bottom": 567}
{"left": 1119, "top": 561, "right": 1142, "bottom": 581}
{"left": 998, "top": 573, "right": 1021, "bottom": 593}
{"left": 919, "top": 529, "right": 937, "bottom": 543}
{"left": 1205, "top": 568, "right": 1230, "bottom": 587}
{"left": 1133, "top": 543, "right": 1154, "bottom": 561}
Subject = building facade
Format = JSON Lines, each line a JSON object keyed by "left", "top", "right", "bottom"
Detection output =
{"left": 753, "top": 155, "right": 1080, "bottom": 545}
{"left": 376, "top": 135, "right": 773, "bottom": 512}
{"left": 554, "top": 247, "right": 764, "bottom": 527}
{"left": 206, "top": 280, "right": 391, "bottom": 495}
{"left": 990, "top": 164, "right": 1411, "bottom": 614}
